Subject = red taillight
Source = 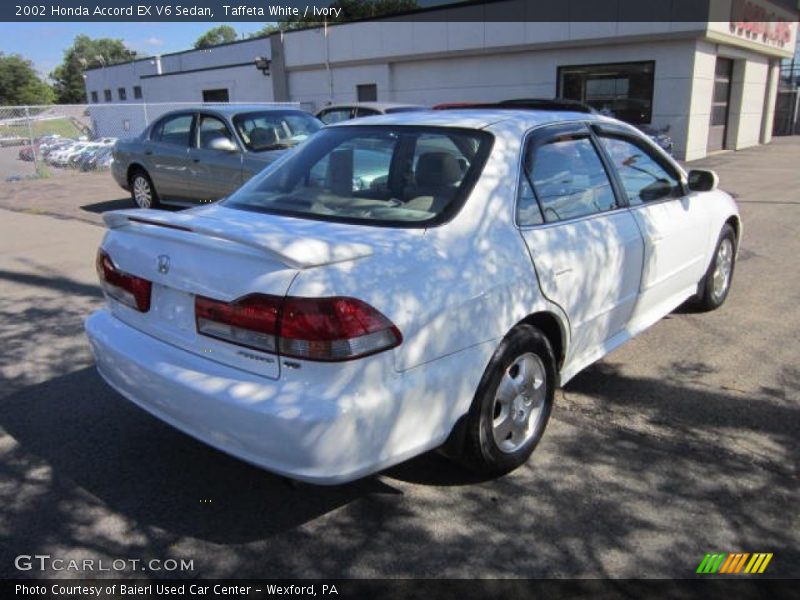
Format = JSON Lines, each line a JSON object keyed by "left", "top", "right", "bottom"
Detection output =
{"left": 96, "top": 250, "right": 151, "bottom": 312}
{"left": 194, "top": 294, "right": 402, "bottom": 362}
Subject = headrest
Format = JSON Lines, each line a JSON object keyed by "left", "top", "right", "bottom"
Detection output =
{"left": 415, "top": 152, "right": 462, "bottom": 188}
{"left": 250, "top": 127, "right": 277, "bottom": 148}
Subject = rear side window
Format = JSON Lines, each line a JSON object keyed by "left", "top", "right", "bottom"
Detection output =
{"left": 223, "top": 125, "right": 492, "bottom": 227}
{"left": 519, "top": 136, "right": 617, "bottom": 225}
{"left": 319, "top": 108, "right": 353, "bottom": 124}
{"left": 152, "top": 114, "right": 193, "bottom": 147}
{"left": 599, "top": 136, "right": 682, "bottom": 205}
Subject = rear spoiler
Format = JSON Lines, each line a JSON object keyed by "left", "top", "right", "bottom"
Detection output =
{"left": 103, "top": 209, "right": 373, "bottom": 270}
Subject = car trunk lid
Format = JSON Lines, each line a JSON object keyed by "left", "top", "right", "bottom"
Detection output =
{"left": 99, "top": 207, "right": 376, "bottom": 379}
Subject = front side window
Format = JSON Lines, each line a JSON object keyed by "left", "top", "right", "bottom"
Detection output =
{"left": 197, "top": 114, "right": 234, "bottom": 149}
{"left": 152, "top": 114, "right": 193, "bottom": 147}
{"left": 223, "top": 125, "right": 492, "bottom": 227}
{"left": 232, "top": 110, "right": 321, "bottom": 152}
{"left": 519, "top": 135, "right": 617, "bottom": 225}
{"left": 599, "top": 136, "right": 682, "bottom": 205}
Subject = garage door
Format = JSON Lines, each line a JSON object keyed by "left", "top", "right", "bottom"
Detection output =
{"left": 707, "top": 58, "right": 733, "bottom": 153}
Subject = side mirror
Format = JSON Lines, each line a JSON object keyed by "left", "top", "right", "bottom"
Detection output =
{"left": 687, "top": 169, "right": 718, "bottom": 192}
{"left": 208, "top": 137, "right": 238, "bottom": 153}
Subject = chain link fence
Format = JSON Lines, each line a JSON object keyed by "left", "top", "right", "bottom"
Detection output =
{"left": 0, "top": 102, "right": 298, "bottom": 181}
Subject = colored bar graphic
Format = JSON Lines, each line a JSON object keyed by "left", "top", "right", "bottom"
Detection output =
{"left": 699, "top": 552, "right": 773, "bottom": 575}
{"left": 697, "top": 553, "right": 727, "bottom": 574}
{"left": 744, "top": 553, "right": 774, "bottom": 574}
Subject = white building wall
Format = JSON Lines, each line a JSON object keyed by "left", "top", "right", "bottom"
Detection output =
{"left": 143, "top": 65, "right": 274, "bottom": 104}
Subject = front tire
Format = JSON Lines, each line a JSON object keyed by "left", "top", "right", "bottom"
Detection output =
{"left": 696, "top": 224, "right": 736, "bottom": 311}
{"left": 457, "top": 325, "right": 556, "bottom": 477}
{"left": 130, "top": 169, "right": 159, "bottom": 209}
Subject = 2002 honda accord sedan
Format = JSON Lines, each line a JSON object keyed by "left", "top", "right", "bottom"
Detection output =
{"left": 85, "top": 109, "right": 740, "bottom": 484}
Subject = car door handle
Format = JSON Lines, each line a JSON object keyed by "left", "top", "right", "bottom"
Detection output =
{"left": 192, "top": 158, "right": 201, "bottom": 163}
{"left": 144, "top": 150, "right": 153, "bottom": 156}
{"left": 555, "top": 268, "right": 572, "bottom": 277}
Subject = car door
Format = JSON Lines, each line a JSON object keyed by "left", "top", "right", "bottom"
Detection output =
{"left": 516, "top": 123, "right": 644, "bottom": 365}
{"left": 593, "top": 125, "right": 711, "bottom": 329}
{"left": 187, "top": 113, "right": 244, "bottom": 202}
{"left": 145, "top": 112, "right": 195, "bottom": 200}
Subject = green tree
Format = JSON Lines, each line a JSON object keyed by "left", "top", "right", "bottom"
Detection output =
{"left": 51, "top": 35, "right": 137, "bottom": 104}
{"left": 0, "top": 53, "right": 54, "bottom": 105}
{"left": 194, "top": 25, "right": 238, "bottom": 49}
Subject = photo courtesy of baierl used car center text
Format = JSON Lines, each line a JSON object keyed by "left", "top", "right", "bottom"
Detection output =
{"left": 0, "top": 0, "right": 798, "bottom": 598}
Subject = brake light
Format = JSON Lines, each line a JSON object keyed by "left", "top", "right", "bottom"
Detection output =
{"left": 96, "top": 250, "right": 151, "bottom": 312}
{"left": 195, "top": 294, "right": 402, "bottom": 362}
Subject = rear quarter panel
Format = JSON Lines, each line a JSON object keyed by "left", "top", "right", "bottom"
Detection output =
{"left": 287, "top": 120, "right": 569, "bottom": 418}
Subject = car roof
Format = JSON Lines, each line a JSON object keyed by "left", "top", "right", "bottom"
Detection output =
{"left": 158, "top": 104, "right": 309, "bottom": 117}
{"left": 326, "top": 108, "right": 609, "bottom": 130}
{"left": 319, "top": 102, "right": 425, "bottom": 112}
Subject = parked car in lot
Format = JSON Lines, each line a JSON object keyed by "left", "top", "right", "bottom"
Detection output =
{"left": 81, "top": 146, "right": 114, "bottom": 171}
{"left": 112, "top": 106, "right": 322, "bottom": 208}
{"left": 86, "top": 108, "right": 740, "bottom": 484}
{"left": 315, "top": 102, "right": 427, "bottom": 124}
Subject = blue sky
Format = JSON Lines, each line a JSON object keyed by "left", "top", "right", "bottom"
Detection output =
{"left": 0, "top": 22, "right": 273, "bottom": 78}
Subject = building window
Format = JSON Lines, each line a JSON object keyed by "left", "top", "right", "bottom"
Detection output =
{"left": 558, "top": 61, "right": 655, "bottom": 124}
{"left": 202, "top": 88, "right": 229, "bottom": 103}
{"left": 90, "top": 91, "right": 98, "bottom": 103}
{"left": 133, "top": 86, "right": 143, "bottom": 99}
{"left": 103, "top": 89, "right": 112, "bottom": 102}
{"left": 356, "top": 84, "right": 378, "bottom": 102}
{"left": 118, "top": 87, "right": 127, "bottom": 101}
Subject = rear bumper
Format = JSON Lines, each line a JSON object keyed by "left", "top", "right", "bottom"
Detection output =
{"left": 85, "top": 309, "right": 479, "bottom": 484}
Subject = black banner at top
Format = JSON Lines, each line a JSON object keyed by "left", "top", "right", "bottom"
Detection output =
{"left": 4, "top": 0, "right": 799, "bottom": 23}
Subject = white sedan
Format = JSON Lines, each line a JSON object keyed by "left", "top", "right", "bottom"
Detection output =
{"left": 85, "top": 109, "right": 740, "bottom": 484}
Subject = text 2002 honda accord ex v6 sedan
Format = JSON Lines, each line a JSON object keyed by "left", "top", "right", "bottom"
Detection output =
{"left": 85, "top": 109, "right": 740, "bottom": 484}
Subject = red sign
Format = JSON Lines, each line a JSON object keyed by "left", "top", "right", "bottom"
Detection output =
{"left": 730, "top": 0, "right": 793, "bottom": 46}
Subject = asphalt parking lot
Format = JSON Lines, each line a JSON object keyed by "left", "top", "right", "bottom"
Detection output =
{"left": 0, "top": 138, "right": 798, "bottom": 579}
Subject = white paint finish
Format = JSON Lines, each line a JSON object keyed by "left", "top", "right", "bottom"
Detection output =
{"left": 86, "top": 111, "right": 741, "bottom": 482}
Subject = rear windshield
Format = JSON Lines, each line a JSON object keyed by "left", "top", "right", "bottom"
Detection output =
{"left": 232, "top": 110, "right": 322, "bottom": 152}
{"left": 223, "top": 125, "right": 493, "bottom": 227}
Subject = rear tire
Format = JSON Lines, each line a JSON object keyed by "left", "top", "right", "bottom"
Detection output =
{"left": 130, "top": 169, "right": 160, "bottom": 209}
{"left": 696, "top": 224, "right": 736, "bottom": 312}
{"left": 455, "top": 325, "right": 556, "bottom": 477}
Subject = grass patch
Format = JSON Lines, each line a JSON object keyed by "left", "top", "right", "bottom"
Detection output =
{"left": 0, "top": 117, "right": 83, "bottom": 140}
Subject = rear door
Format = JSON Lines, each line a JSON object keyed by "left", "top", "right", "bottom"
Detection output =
{"left": 188, "top": 112, "right": 244, "bottom": 201}
{"left": 516, "top": 123, "right": 644, "bottom": 364}
{"left": 146, "top": 112, "right": 195, "bottom": 200}
{"left": 593, "top": 126, "right": 711, "bottom": 327}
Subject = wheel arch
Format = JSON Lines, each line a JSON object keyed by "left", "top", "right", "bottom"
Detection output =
{"left": 725, "top": 214, "right": 741, "bottom": 250}
{"left": 127, "top": 162, "right": 148, "bottom": 184}
{"left": 515, "top": 311, "right": 567, "bottom": 373}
